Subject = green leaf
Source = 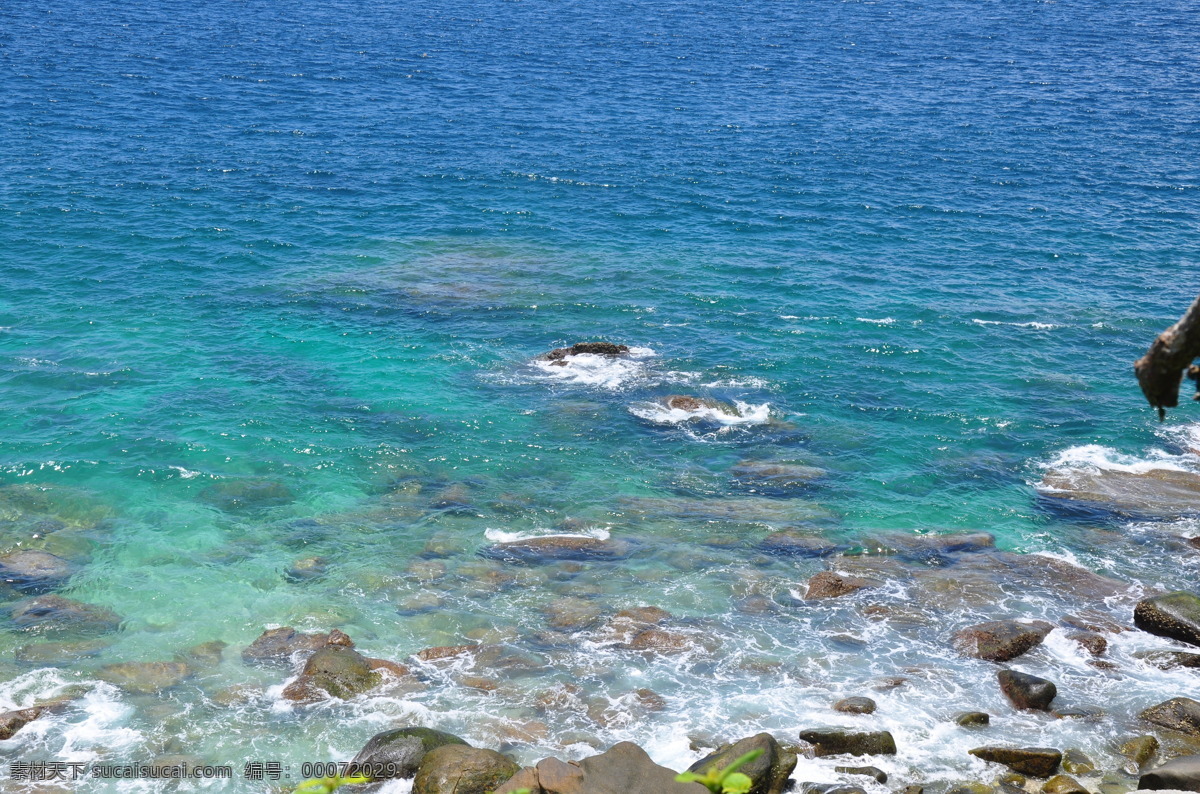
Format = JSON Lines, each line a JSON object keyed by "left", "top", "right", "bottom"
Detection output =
{"left": 722, "top": 772, "right": 754, "bottom": 794}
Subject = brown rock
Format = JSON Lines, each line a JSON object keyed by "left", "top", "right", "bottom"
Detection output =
{"left": 998, "top": 670, "right": 1057, "bottom": 711}
{"left": 969, "top": 747, "right": 1062, "bottom": 777}
{"left": 835, "top": 697, "right": 877, "bottom": 715}
{"left": 494, "top": 741, "right": 707, "bottom": 794}
{"left": 806, "top": 571, "right": 877, "bottom": 600}
{"left": 1135, "top": 592, "right": 1200, "bottom": 648}
{"left": 241, "top": 627, "right": 329, "bottom": 668}
{"left": 627, "top": 629, "right": 695, "bottom": 654}
{"left": 1139, "top": 697, "right": 1200, "bottom": 736}
{"left": 1042, "top": 774, "right": 1087, "bottom": 794}
{"left": 953, "top": 620, "right": 1054, "bottom": 662}
{"left": 97, "top": 661, "right": 192, "bottom": 694}
{"left": 688, "top": 733, "right": 797, "bottom": 794}
{"left": 281, "top": 646, "right": 381, "bottom": 703}
{"left": 1067, "top": 632, "right": 1107, "bottom": 656}
{"left": 413, "top": 745, "right": 519, "bottom": 794}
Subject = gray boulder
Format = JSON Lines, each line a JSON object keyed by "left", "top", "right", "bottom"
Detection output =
{"left": 998, "top": 670, "right": 1057, "bottom": 711}
{"left": 799, "top": 729, "right": 897, "bottom": 757}
{"left": 413, "top": 745, "right": 519, "bottom": 794}
{"left": 1140, "top": 756, "right": 1200, "bottom": 792}
{"left": 1140, "top": 698, "right": 1200, "bottom": 736}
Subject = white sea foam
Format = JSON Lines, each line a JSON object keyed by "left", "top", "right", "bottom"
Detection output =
{"left": 971, "top": 319, "right": 1061, "bottom": 330}
{"left": 856, "top": 317, "right": 896, "bottom": 325}
{"left": 529, "top": 347, "right": 657, "bottom": 390}
{"left": 628, "top": 400, "right": 771, "bottom": 427}
{"left": 1040, "top": 442, "right": 1197, "bottom": 477}
{"left": 484, "top": 526, "right": 611, "bottom": 543}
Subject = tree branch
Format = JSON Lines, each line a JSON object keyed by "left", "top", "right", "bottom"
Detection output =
{"left": 1134, "top": 292, "right": 1200, "bottom": 419}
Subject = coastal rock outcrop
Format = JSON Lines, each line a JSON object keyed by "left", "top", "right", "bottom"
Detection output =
{"left": 687, "top": 733, "right": 796, "bottom": 794}
{"left": 480, "top": 535, "right": 633, "bottom": 564}
{"left": 1135, "top": 592, "right": 1200, "bottom": 647}
{"left": 953, "top": 620, "right": 1054, "bottom": 662}
{"left": 543, "top": 343, "right": 631, "bottom": 362}
{"left": 1038, "top": 467, "right": 1200, "bottom": 519}
{"left": 998, "top": 670, "right": 1057, "bottom": 711}
{"left": 413, "top": 745, "right": 519, "bottom": 794}
{"left": 282, "top": 644, "right": 382, "bottom": 703}
{"left": 351, "top": 727, "right": 468, "bottom": 780}
{"left": 968, "top": 747, "right": 1062, "bottom": 777}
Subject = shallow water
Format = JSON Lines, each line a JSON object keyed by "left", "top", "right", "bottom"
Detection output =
{"left": 2, "top": 0, "right": 1200, "bottom": 790}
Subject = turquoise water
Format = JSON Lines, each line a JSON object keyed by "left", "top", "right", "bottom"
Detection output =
{"left": 2, "top": 0, "right": 1200, "bottom": 790}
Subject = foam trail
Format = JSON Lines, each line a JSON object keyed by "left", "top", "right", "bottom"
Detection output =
{"left": 629, "top": 400, "right": 771, "bottom": 427}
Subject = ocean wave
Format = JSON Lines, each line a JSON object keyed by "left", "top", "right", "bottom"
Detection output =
{"left": 971, "top": 319, "right": 1061, "bottom": 330}
{"left": 1039, "top": 443, "right": 1197, "bottom": 479}
{"left": 856, "top": 317, "right": 897, "bottom": 325}
{"left": 484, "top": 526, "right": 611, "bottom": 543}
{"left": 529, "top": 347, "right": 657, "bottom": 390}
{"left": 629, "top": 399, "right": 771, "bottom": 427}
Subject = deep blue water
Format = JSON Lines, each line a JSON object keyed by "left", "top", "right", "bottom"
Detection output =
{"left": 1, "top": 0, "right": 1199, "bottom": 789}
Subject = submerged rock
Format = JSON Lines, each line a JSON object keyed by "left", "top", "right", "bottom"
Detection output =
{"left": 1067, "top": 632, "right": 1108, "bottom": 656}
{"left": 15, "top": 638, "right": 110, "bottom": 665}
{"left": 1139, "top": 755, "right": 1200, "bottom": 792}
{"left": 413, "top": 745, "right": 519, "bottom": 794}
{"left": 241, "top": 627, "right": 330, "bottom": 668}
{"left": 805, "top": 572, "right": 878, "bottom": 600}
{"left": 999, "top": 670, "right": 1057, "bottom": 711}
{"left": 97, "top": 661, "right": 193, "bottom": 694}
{"left": 1042, "top": 774, "right": 1088, "bottom": 794}
{"left": 0, "top": 698, "right": 72, "bottom": 740}
{"left": 759, "top": 531, "right": 844, "bottom": 558}
{"left": 1139, "top": 698, "right": 1200, "bottom": 736}
{"left": 1061, "top": 749, "right": 1096, "bottom": 775}
{"left": 285, "top": 556, "right": 329, "bottom": 583}
{"left": 731, "top": 461, "right": 825, "bottom": 491}
{"left": 626, "top": 629, "right": 700, "bottom": 655}
{"left": 0, "top": 550, "right": 72, "bottom": 593}
{"left": 835, "top": 766, "right": 887, "bottom": 784}
{"left": 10, "top": 594, "right": 121, "bottom": 635}
{"left": 199, "top": 478, "right": 294, "bottom": 513}
{"left": 953, "top": 620, "right": 1054, "bottom": 662}
{"left": 1135, "top": 650, "right": 1200, "bottom": 671}
{"left": 544, "top": 342, "right": 631, "bottom": 361}
{"left": 798, "top": 729, "right": 897, "bottom": 757}
{"left": 1039, "top": 467, "right": 1200, "bottom": 519}
{"left": 494, "top": 741, "right": 707, "bottom": 794}
{"left": 687, "top": 733, "right": 796, "bottom": 794}
{"left": 1119, "top": 737, "right": 1159, "bottom": 770}
{"left": 351, "top": 727, "right": 469, "bottom": 779}
{"left": 862, "top": 532, "right": 996, "bottom": 562}
{"left": 969, "top": 747, "right": 1062, "bottom": 777}
{"left": 480, "top": 536, "right": 633, "bottom": 564}
{"left": 282, "top": 645, "right": 381, "bottom": 703}
{"left": 1135, "top": 592, "right": 1200, "bottom": 648}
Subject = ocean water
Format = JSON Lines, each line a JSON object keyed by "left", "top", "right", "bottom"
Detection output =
{"left": 1, "top": 0, "right": 1200, "bottom": 790}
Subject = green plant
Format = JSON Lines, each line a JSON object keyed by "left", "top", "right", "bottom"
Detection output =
{"left": 675, "top": 749, "right": 764, "bottom": 794}
{"left": 293, "top": 774, "right": 371, "bottom": 794}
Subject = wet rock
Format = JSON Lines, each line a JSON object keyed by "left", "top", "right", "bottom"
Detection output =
{"left": 969, "top": 747, "right": 1062, "bottom": 777}
{"left": 0, "top": 700, "right": 70, "bottom": 740}
{"left": 1135, "top": 650, "right": 1200, "bottom": 671}
{"left": 494, "top": 741, "right": 707, "bottom": 794}
{"left": 97, "top": 661, "right": 193, "bottom": 694}
{"left": 1135, "top": 593, "right": 1200, "bottom": 648}
{"left": 544, "top": 343, "right": 631, "bottom": 361}
{"left": 865, "top": 531, "right": 996, "bottom": 562}
{"left": 543, "top": 597, "right": 603, "bottom": 631}
{"left": 1062, "top": 749, "right": 1097, "bottom": 775}
{"left": 945, "top": 784, "right": 992, "bottom": 794}
{"left": 481, "top": 536, "right": 633, "bottom": 564}
{"left": 285, "top": 557, "right": 329, "bottom": 582}
{"left": 199, "top": 479, "right": 294, "bottom": 513}
{"left": 350, "top": 727, "right": 468, "bottom": 779}
{"left": 1067, "top": 632, "right": 1108, "bottom": 656}
{"left": 1062, "top": 612, "right": 1129, "bottom": 634}
{"left": 1140, "top": 698, "right": 1200, "bottom": 736}
{"left": 1120, "top": 737, "right": 1160, "bottom": 770}
{"left": 1039, "top": 467, "right": 1200, "bottom": 519}
{"left": 799, "top": 729, "right": 897, "bottom": 757}
{"left": 281, "top": 646, "right": 381, "bottom": 702}
{"left": 953, "top": 620, "right": 1054, "bottom": 662}
{"left": 899, "top": 786, "right": 924, "bottom": 794}
{"left": 620, "top": 496, "right": 835, "bottom": 525}
{"left": 955, "top": 712, "right": 991, "bottom": 728}
{"left": 15, "top": 638, "right": 110, "bottom": 665}
{"left": 414, "top": 644, "right": 482, "bottom": 663}
{"left": 10, "top": 594, "right": 121, "bottom": 635}
{"left": 627, "top": 629, "right": 697, "bottom": 654}
{"left": 613, "top": 606, "right": 672, "bottom": 627}
{"left": 1139, "top": 755, "right": 1200, "bottom": 792}
{"left": 175, "top": 640, "right": 226, "bottom": 668}
{"left": 1042, "top": 775, "right": 1088, "bottom": 794}
{"left": 760, "top": 531, "right": 844, "bottom": 558}
{"left": 998, "top": 670, "right": 1057, "bottom": 711}
{"left": 0, "top": 550, "right": 72, "bottom": 593}
{"left": 241, "top": 627, "right": 331, "bottom": 668}
{"left": 805, "top": 572, "right": 878, "bottom": 600}
{"left": 413, "top": 745, "right": 519, "bottom": 794}
{"left": 1097, "top": 771, "right": 1139, "bottom": 794}
{"left": 1053, "top": 706, "right": 1105, "bottom": 721}
{"left": 835, "top": 766, "right": 887, "bottom": 784}
{"left": 834, "top": 697, "right": 877, "bottom": 715}
{"left": 687, "top": 733, "right": 797, "bottom": 794}
{"left": 431, "top": 483, "right": 473, "bottom": 511}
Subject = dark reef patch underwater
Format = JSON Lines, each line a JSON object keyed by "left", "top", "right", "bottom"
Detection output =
{"left": 1, "top": 0, "right": 1200, "bottom": 790}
